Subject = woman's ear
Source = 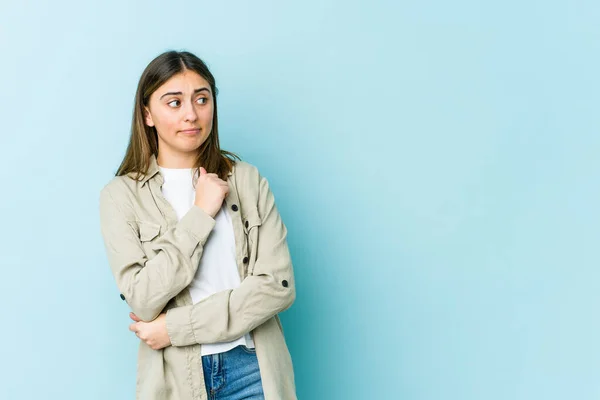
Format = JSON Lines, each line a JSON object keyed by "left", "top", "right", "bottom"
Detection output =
{"left": 144, "top": 106, "right": 155, "bottom": 127}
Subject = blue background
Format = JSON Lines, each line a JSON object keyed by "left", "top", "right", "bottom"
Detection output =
{"left": 1, "top": 1, "right": 599, "bottom": 399}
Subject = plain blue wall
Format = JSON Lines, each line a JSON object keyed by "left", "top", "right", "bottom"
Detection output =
{"left": 1, "top": 1, "right": 599, "bottom": 399}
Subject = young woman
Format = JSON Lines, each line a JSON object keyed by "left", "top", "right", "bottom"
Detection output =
{"left": 99, "top": 51, "right": 297, "bottom": 400}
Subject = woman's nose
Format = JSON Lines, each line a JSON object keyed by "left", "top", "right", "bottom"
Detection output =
{"left": 183, "top": 102, "right": 198, "bottom": 122}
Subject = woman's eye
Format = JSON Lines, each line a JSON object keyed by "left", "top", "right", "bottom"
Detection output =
{"left": 167, "top": 100, "right": 180, "bottom": 108}
{"left": 196, "top": 97, "right": 207, "bottom": 105}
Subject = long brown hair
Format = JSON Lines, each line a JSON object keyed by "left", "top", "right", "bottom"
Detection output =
{"left": 116, "top": 50, "right": 240, "bottom": 181}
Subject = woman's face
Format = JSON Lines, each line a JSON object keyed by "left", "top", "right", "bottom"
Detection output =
{"left": 144, "top": 70, "right": 214, "bottom": 157}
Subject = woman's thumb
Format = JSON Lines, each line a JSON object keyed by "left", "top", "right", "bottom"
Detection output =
{"left": 129, "top": 312, "right": 141, "bottom": 322}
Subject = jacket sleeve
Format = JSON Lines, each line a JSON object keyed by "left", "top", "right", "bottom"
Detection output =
{"left": 99, "top": 184, "right": 216, "bottom": 322}
{"left": 165, "top": 174, "right": 296, "bottom": 347}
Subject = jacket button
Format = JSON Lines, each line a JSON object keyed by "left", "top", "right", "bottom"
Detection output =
{"left": 282, "top": 280, "right": 289, "bottom": 288}
{"left": 245, "top": 221, "right": 249, "bottom": 228}
{"left": 231, "top": 204, "right": 239, "bottom": 212}
{"left": 120, "top": 293, "right": 126, "bottom": 301}
{"left": 243, "top": 256, "right": 249, "bottom": 264}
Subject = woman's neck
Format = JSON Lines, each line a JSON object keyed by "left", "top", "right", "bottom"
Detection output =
{"left": 157, "top": 150, "right": 197, "bottom": 169}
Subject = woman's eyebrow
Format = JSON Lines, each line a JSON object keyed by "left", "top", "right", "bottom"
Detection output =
{"left": 159, "top": 87, "right": 210, "bottom": 100}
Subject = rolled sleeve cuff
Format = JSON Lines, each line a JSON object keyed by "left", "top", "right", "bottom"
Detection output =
{"left": 178, "top": 205, "right": 216, "bottom": 244}
{"left": 166, "top": 306, "right": 196, "bottom": 347}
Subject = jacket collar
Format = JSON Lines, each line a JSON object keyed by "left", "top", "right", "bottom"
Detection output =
{"left": 138, "top": 154, "right": 159, "bottom": 186}
{"left": 138, "top": 153, "right": 234, "bottom": 187}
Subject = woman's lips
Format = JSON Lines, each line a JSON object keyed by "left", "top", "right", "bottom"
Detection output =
{"left": 180, "top": 129, "right": 200, "bottom": 135}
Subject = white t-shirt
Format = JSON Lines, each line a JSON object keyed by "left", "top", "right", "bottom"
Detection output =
{"left": 158, "top": 166, "right": 254, "bottom": 356}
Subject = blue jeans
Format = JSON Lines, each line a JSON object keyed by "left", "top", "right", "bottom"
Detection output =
{"left": 201, "top": 345, "right": 265, "bottom": 400}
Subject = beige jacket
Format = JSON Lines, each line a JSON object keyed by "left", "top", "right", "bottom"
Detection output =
{"left": 98, "top": 154, "right": 297, "bottom": 400}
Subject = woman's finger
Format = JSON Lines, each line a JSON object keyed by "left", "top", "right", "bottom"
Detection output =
{"left": 129, "top": 312, "right": 141, "bottom": 322}
{"left": 201, "top": 173, "right": 219, "bottom": 180}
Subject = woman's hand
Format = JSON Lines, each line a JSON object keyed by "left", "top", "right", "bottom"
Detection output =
{"left": 194, "top": 167, "right": 229, "bottom": 217}
{"left": 129, "top": 312, "right": 172, "bottom": 350}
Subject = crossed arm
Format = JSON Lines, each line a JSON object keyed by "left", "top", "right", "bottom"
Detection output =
{"left": 99, "top": 173, "right": 295, "bottom": 349}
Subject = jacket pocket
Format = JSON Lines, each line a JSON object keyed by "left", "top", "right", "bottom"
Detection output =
{"left": 138, "top": 221, "right": 161, "bottom": 242}
{"left": 243, "top": 208, "right": 262, "bottom": 233}
{"left": 243, "top": 209, "right": 262, "bottom": 276}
